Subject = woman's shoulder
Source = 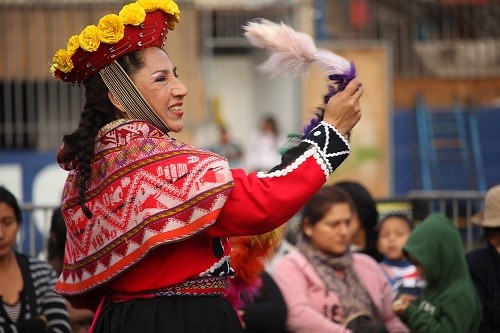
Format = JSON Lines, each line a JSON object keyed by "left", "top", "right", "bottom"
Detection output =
{"left": 352, "top": 252, "right": 383, "bottom": 272}
{"left": 271, "top": 250, "right": 324, "bottom": 285}
{"left": 95, "top": 119, "right": 193, "bottom": 153}
{"left": 28, "top": 255, "right": 56, "bottom": 272}
{"left": 273, "top": 249, "right": 310, "bottom": 270}
{"left": 16, "top": 252, "right": 56, "bottom": 277}
{"left": 99, "top": 119, "right": 168, "bottom": 139}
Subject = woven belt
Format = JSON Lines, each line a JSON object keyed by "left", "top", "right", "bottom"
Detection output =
{"left": 109, "top": 276, "right": 229, "bottom": 302}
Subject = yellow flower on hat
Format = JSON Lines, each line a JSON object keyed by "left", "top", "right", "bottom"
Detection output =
{"left": 119, "top": 3, "right": 146, "bottom": 26}
{"left": 66, "top": 35, "right": 80, "bottom": 57}
{"left": 98, "top": 14, "right": 125, "bottom": 44}
{"left": 50, "top": 64, "right": 57, "bottom": 76}
{"left": 162, "top": 0, "right": 180, "bottom": 19}
{"left": 79, "top": 25, "right": 100, "bottom": 52}
{"left": 163, "top": 1, "right": 180, "bottom": 28}
{"left": 52, "top": 49, "right": 74, "bottom": 73}
{"left": 167, "top": 18, "right": 177, "bottom": 30}
{"left": 51, "top": 0, "right": 181, "bottom": 83}
{"left": 136, "top": 0, "right": 163, "bottom": 12}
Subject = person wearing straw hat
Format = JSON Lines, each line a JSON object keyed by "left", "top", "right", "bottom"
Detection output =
{"left": 49, "top": 1, "right": 363, "bottom": 332}
{"left": 466, "top": 185, "right": 500, "bottom": 333}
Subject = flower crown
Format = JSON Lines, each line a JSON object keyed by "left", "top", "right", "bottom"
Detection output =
{"left": 51, "top": 0, "right": 180, "bottom": 84}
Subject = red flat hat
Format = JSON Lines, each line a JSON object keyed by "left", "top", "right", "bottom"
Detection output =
{"left": 51, "top": 0, "right": 180, "bottom": 84}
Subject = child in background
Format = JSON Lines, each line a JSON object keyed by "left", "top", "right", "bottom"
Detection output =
{"left": 392, "top": 213, "right": 482, "bottom": 333}
{"left": 377, "top": 213, "right": 424, "bottom": 299}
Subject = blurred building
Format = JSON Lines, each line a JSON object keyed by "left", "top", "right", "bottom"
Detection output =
{"left": 0, "top": 0, "right": 499, "bottom": 201}
{"left": 1, "top": 0, "right": 497, "bottom": 256}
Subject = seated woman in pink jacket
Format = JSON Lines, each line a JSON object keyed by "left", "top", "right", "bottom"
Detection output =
{"left": 272, "top": 185, "right": 408, "bottom": 333}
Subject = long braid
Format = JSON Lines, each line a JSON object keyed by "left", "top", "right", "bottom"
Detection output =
{"left": 61, "top": 77, "right": 115, "bottom": 218}
{"left": 75, "top": 110, "right": 106, "bottom": 218}
{"left": 59, "top": 51, "right": 146, "bottom": 219}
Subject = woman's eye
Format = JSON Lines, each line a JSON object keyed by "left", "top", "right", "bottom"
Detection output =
{"left": 2, "top": 218, "right": 16, "bottom": 226}
{"left": 155, "top": 76, "right": 166, "bottom": 82}
{"left": 173, "top": 67, "right": 179, "bottom": 78}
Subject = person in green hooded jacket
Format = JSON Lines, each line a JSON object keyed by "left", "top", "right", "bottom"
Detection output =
{"left": 392, "top": 213, "right": 481, "bottom": 333}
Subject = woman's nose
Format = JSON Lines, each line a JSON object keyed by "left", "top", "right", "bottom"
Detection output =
{"left": 173, "top": 78, "right": 188, "bottom": 97}
{"left": 339, "top": 222, "right": 350, "bottom": 235}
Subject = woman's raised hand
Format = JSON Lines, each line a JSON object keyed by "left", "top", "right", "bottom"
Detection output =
{"left": 322, "top": 79, "right": 363, "bottom": 136}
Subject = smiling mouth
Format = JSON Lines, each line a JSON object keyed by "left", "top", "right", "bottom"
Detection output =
{"left": 168, "top": 106, "right": 182, "bottom": 112}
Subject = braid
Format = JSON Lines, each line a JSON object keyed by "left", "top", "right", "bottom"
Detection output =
{"left": 61, "top": 76, "right": 117, "bottom": 219}
{"left": 75, "top": 109, "right": 107, "bottom": 218}
{"left": 60, "top": 51, "right": 147, "bottom": 219}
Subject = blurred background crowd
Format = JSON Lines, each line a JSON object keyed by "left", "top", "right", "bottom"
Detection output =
{"left": 0, "top": 0, "right": 499, "bottom": 332}
{"left": 1, "top": 0, "right": 499, "bottom": 258}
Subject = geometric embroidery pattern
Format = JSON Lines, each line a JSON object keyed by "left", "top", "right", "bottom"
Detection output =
{"left": 56, "top": 120, "right": 234, "bottom": 295}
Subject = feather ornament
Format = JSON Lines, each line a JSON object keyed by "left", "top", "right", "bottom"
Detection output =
{"left": 243, "top": 19, "right": 354, "bottom": 81}
{"left": 243, "top": 19, "right": 357, "bottom": 138}
{"left": 227, "top": 225, "right": 286, "bottom": 312}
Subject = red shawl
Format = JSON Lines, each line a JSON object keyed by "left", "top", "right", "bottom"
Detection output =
{"left": 55, "top": 119, "right": 234, "bottom": 296}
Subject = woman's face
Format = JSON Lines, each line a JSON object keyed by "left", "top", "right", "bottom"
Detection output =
{"left": 305, "top": 202, "right": 353, "bottom": 256}
{"left": 131, "top": 47, "right": 188, "bottom": 133}
{"left": 0, "top": 202, "right": 19, "bottom": 258}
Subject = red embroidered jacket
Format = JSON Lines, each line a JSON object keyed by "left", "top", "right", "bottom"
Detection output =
{"left": 55, "top": 119, "right": 350, "bottom": 310}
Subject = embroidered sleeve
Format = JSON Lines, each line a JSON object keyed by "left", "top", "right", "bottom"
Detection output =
{"left": 208, "top": 122, "right": 350, "bottom": 236}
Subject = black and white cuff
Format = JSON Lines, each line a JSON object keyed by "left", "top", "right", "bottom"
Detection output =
{"left": 302, "top": 121, "right": 351, "bottom": 175}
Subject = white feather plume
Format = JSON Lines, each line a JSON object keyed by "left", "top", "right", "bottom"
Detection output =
{"left": 243, "top": 19, "right": 351, "bottom": 78}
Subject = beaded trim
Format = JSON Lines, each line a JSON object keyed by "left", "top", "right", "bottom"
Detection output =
{"left": 323, "top": 122, "right": 351, "bottom": 150}
{"left": 257, "top": 146, "right": 329, "bottom": 179}
{"left": 257, "top": 121, "right": 350, "bottom": 180}
{"left": 109, "top": 276, "right": 228, "bottom": 302}
{"left": 303, "top": 122, "right": 350, "bottom": 172}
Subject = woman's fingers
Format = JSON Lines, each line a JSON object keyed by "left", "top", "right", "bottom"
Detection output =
{"left": 321, "top": 79, "right": 364, "bottom": 135}
{"left": 343, "top": 79, "right": 363, "bottom": 96}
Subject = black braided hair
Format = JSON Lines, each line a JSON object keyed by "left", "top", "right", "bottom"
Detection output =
{"left": 59, "top": 50, "right": 147, "bottom": 219}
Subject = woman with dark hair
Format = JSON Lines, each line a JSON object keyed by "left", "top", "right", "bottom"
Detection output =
{"left": 335, "top": 180, "right": 382, "bottom": 262}
{"left": 49, "top": 1, "right": 363, "bottom": 332}
{"left": 47, "top": 207, "right": 66, "bottom": 275}
{"left": 272, "top": 185, "right": 407, "bottom": 332}
{"left": 0, "top": 186, "right": 70, "bottom": 333}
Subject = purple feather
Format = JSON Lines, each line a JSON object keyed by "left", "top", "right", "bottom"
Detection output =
{"left": 302, "top": 116, "right": 321, "bottom": 138}
{"left": 302, "top": 62, "right": 356, "bottom": 138}
{"left": 323, "top": 62, "right": 357, "bottom": 104}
